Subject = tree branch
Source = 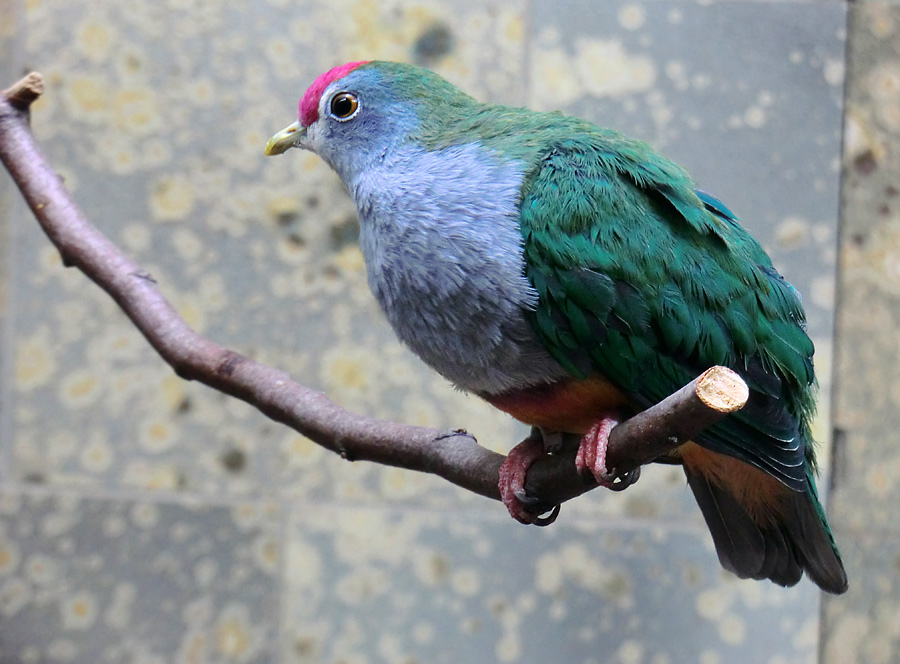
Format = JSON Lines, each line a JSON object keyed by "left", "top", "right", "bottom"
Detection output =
{"left": 0, "top": 73, "right": 748, "bottom": 516}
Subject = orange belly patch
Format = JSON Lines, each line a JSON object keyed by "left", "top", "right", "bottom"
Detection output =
{"left": 483, "top": 374, "right": 633, "bottom": 433}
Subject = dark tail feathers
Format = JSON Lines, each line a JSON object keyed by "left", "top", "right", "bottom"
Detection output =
{"left": 685, "top": 467, "right": 848, "bottom": 594}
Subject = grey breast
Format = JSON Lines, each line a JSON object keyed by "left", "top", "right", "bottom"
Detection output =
{"left": 350, "top": 142, "right": 566, "bottom": 395}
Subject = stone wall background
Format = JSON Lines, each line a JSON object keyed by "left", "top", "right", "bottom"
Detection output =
{"left": 0, "top": 1, "right": 894, "bottom": 663}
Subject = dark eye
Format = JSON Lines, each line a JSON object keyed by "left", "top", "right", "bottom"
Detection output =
{"left": 330, "top": 92, "right": 359, "bottom": 121}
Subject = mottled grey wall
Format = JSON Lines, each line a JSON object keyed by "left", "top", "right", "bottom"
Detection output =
{"left": 825, "top": 4, "right": 900, "bottom": 663}
{"left": 0, "top": 0, "right": 891, "bottom": 663}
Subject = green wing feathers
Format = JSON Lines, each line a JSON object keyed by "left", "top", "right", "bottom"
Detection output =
{"left": 520, "top": 134, "right": 815, "bottom": 479}
{"left": 518, "top": 131, "right": 846, "bottom": 591}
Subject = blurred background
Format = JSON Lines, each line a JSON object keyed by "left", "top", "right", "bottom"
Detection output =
{"left": 0, "top": 0, "right": 895, "bottom": 662}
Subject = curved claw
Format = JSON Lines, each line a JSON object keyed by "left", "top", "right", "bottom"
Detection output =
{"left": 513, "top": 488, "right": 542, "bottom": 506}
{"left": 511, "top": 487, "right": 561, "bottom": 526}
{"left": 533, "top": 504, "right": 561, "bottom": 526}
{"left": 606, "top": 467, "right": 641, "bottom": 492}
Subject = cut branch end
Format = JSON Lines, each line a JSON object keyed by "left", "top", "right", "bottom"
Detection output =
{"left": 3, "top": 72, "right": 45, "bottom": 110}
{"left": 696, "top": 365, "right": 749, "bottom": 413}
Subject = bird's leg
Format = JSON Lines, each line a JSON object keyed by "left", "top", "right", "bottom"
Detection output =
{"left": 575, "top": 414, "right": 641, "bottom": 491}
{"left": 499, "top": 415, "right": 641, "bottom": 526}
{"left": 498, "top": 427, "right": 562, "bottom": 526}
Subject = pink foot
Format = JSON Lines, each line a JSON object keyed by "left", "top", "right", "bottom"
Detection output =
{"left": 575, "top": 416, "right": 620, "bottom": 488}
{"left": 499, "top": 435, "right": 559, "bottom": 525}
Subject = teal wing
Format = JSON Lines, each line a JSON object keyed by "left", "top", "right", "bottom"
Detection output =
{"left": 518, "top": 131, "right": 816, "bottom": 491}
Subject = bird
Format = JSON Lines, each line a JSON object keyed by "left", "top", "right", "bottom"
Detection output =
{"left": 265, "top": 60, "right": 847, "bottom": 594}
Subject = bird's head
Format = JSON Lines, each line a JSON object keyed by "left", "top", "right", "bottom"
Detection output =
{"left": 265, "top": 61, "right": 477, "bottom": 181}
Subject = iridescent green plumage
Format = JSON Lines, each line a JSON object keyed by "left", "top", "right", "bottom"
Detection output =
{"left": 518, "top": 130, "right": 815, "bottom": 485}
{"left": 508, "top": 120, "right": 844, "bottom": 591}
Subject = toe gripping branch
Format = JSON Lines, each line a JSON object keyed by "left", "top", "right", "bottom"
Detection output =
{"left": 503, "top": 427, "right": 640, "bottom": 527}
{"left": 497, "top": 367, "right": 750, "bottom": 527}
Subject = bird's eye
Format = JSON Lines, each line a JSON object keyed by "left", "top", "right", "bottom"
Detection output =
{"left": 329, "top": 92, "right": 359, "bottom": 121}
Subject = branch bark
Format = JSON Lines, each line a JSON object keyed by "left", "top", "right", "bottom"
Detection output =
{"left": 0, "top": 73, "right": 748, "bottom": 516}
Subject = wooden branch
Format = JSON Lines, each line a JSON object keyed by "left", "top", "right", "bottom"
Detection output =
{"left": 0, "top": 73, "right": 749, "bottom": 517}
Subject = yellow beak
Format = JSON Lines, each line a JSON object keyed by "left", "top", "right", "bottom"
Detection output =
{"left": 264, "top": 120, "right": 305, "bottom": 156}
